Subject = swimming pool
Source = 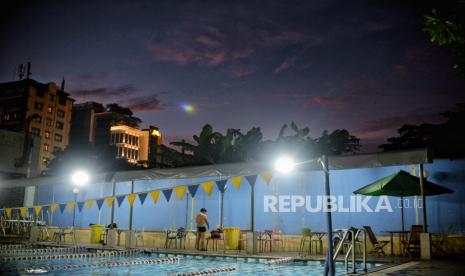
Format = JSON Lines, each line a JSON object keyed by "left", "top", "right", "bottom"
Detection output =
{"left": 0, "top": 251, "right": 383, "bottom": 275}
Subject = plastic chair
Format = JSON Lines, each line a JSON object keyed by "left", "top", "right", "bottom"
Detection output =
{"left": 299, "top": 228, "right": 312, "bottom": 256}
{"left": 207, "top": 229, "right": 224, "bottom": 251}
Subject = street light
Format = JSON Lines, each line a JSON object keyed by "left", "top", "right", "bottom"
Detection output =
{"left": 71, "top": 170, "right": 90, "bottom": 187}
{"left": 274, "top": 156, "right": 295, "bottom": 173}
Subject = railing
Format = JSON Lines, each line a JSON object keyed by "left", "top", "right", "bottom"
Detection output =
{"left": 333, "top": 228, "right": 367, "bottom": 274}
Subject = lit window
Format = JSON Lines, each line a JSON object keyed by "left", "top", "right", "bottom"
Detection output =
{"left": 44, "top": 131, "right": 50, "bottom": 139}
{"left": 46, "top": 118, "right": 52, "bottom": 126}
{"left": 55, "top": 121, "right": 64, "bottom": 130}
{"left": 47, "top": 106, "right": 53, "bottom": 113}
{"left": 54, "top": 134, "right": 63, "bottom": 142}
{"left": 44, "top": 144, "right": 49, "bottom": 152}
{"left": 34, "top": 102, "right": 43, "bottom": 110}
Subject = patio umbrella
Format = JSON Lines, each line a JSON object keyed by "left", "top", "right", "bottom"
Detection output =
{"left": 353, "top": 170, "right": 453, "bottom": 232}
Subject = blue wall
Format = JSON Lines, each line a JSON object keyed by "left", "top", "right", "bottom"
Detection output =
{"left": 36, "top": 159, "right": 465, "bottom": 235}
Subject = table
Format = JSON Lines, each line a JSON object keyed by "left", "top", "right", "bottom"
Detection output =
{"left": 382, "top": 230, "right": 410, "bottom": 256}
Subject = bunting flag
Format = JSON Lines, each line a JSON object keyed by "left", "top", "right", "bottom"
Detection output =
{"left": 230, "top": 176, "right": 243, "bottom": 190}
{"left": 85, "top": 199, "right": 94, "bottom": 209}
{"left": 245, "top": 175, "right": 258, "bottom": 186}
{"left": 116, "top": 196, "right": 125, "bottom": 207}
{"left": 150, "top": 190, "right": 160, "bottom": 204}
{"left": 174, "top": 186, "right": 187, "bottom": 200}
{"left": 106, "top": 197, "right": 114, "bottom": 208}
{"left": 67, "top": 202, "right": 75, "bottom": 212}
{"left": 162, "top": 189, "right": 173, "bottom": 202}
{"left": 260, "top": 172, "right": 273, "bottom": 185}
{"left": 96, "top": 199, "right": 105, "bottom": 210}
{"left": 20, "top": 207, "right": 27, "bottom": 219}
{"left": 77, "top": 202, "right": 85, "bottom": 212}
{"left": 187, "top": 185, "right": 199, "bottom": 197}
{"left": 5, "top": 208, "right": 12, "bottom": 218}
{"left": 216, "top": 180, "right": 228, "bottom": 193}
{"left": 50, "top": 203, "right": 58, "bottom": 214}
{"left": 59, "top": 203, "right": 67, "bottom": 213}
{"left": 138, "top": 193, "right": 148, "bottom": 205}
{"left": 34, "top": 206, "right": 42, "bottom": 217}
{"left": 201, "top": 181, "right": 214, "bottom": 196}
{"left": 127, "top": 194, "right": 136, "bottom": 207}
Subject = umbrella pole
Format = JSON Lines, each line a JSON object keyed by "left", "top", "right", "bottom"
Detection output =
{"left": 419, "top": 164, "right": 428, "bottom": 232}
{"left": 401, "top": 195, "right": 405, "bottom": 241}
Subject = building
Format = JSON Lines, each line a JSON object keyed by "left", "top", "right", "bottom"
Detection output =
{"left": 0, "top": 79, "right": 74, "bottom": 172}
{"left": 70, "top": 102, "right": 162, "bottom": 167}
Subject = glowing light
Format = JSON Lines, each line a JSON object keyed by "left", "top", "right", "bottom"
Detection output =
{"left": 72, "top": 188, "right": 80, "bottom": 194}
{"left": 181, "top": 103, "right": 195, "bottom": 113}
{"left": 151, "top": 129, "right": 160, "bottom": 136}
{"left": 71, "top": 170, "right": 90, "bottom": 186}
{"left": 274, "top": 156, "right": 295, "bottom": 173}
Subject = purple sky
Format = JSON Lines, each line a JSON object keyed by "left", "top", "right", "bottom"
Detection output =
{"left": 1, "top": 0, "right": 464, "bottom": 151}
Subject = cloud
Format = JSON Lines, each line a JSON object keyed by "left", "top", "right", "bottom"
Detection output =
{"left": 124, "top": 95, "right": 166, "bottom": 112}
{"left": 355, "top": 108, "right": 445, "bottom": 139}
{"left": 230, "top": 65, "right": 254, "bottom": 77}
{"left": 72, "top": 85, "right": 137, "bottom": 98}
{"left": 274, "top": 60, "right": 291, "bottom": 73}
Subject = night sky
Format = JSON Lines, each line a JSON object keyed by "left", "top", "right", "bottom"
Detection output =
{"left": 1, "top": 0, "right": 464, "bottom": 151}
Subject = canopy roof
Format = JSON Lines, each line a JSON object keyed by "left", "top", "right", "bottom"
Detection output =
{"left": 0, "top": 148, "right": 430, "bottom": 188}
{"left": 353, "top": 170, "right": 454, "bottom": 197}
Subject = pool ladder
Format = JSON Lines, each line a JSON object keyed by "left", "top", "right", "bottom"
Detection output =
{"left": 332, "top": 228, "right": 367, "bottom": 274}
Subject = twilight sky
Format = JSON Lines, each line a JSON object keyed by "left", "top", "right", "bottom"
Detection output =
{"left": 1, "top": 0, "right": 464, "bottom": 151}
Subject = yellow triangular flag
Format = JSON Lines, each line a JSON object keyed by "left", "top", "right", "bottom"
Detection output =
{"left": 50, "top": 203, "right": 58, "bottom": 214}
{"left": 150, "top": 190, "right": 160, "bottom": 204}
{"left": 20, "top": 207, "right": 27, "bottom": 219}
{"left": 230, "top": 176, "right": 243, "bottom": 190}
{"left": 127, "top": 194, "right": 136, "bottom": 207}
{"left": 34, "top": 206, "right": 42, "bottom": 216}
{"left": 67, "top": 202, "right": 75, "bottom": 212}
{"left": 6, "top": 208, "right": 12, "bottom": 218}
{"left": 85, "top": 199, "right": 94, "bottom": 209}
{"left": 260, "top": 172, "right": 273, "bottom": 185}
{"left": 201, "top": 181, "right": 214, "bottom": 196}
{"left": 106, "top": 197, "right": 114, "bottom": 208}
{"left": 174, "top": 186, "right": 187, "bottom": 200}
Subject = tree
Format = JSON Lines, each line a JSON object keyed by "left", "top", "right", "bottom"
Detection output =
{"left": 423, "top": 8, "right": 465, "bottom": 77}
{"left": 380, "top": 103, "right": 465, "bottom": 158}
{"left": 106, "top": 103, "right": 142, "bottom": 128}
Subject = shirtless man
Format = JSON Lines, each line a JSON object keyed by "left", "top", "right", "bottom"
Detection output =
{"left": 196, "top": 208, "right": 210, "bottom": 251}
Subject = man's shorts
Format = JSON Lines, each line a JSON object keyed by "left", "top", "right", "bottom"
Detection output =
{"left": 197, "top": 226, "right": 206, "bottom": 233}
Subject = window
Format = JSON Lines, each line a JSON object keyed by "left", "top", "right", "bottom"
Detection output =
{"left": 34, "top": 102, "right": 43, "bottom": 110}
{"left": 44, "top": 131, "right": 50, "bottom": 139}
{"left": 33, "top": 115, "right": 42, "bottom": 123}
{"left": 1, "top": 113, "right": 10, "bottom": 121}
{"left": 43, "top": 143, "right": 49, "bottom": 152}
{"left": 46, "top": 118, "right": 52, "bottom": 126}
{"left": 47, "top": 106, "right": 53, "bottom": 113}
{"left": 58, "top": 95, "right": 66, "bottom": 105}
{"left": 55, "top": 121, "right": 64, "bottom": 130}
{"left": 31, "top": 127, "right": 41, "bottom": 136}
{"left": 54, "top": 134, "right": 63, "bottom": 142}
{"left": 57, "top": 110, "right": 65, "bottom": 118}
{"left": 135, "top": 150, "right": 139, "bottom": 160}
{"left": 49, "top": 94, "right": 55, "bottom": 101}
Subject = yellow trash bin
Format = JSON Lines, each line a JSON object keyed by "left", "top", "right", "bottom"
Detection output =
{"left": 90, "top": 224, "right": 104, "bottom": 244}
{"left": 224, "top": 227, "right": 240, "bottom": 250}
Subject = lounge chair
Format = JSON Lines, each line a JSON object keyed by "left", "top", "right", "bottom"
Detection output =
{"left": 363, "top": 226, "right": 389, "bottom": 256}
{"left": 401, "top": 225, "right": 423, "bottom": 257}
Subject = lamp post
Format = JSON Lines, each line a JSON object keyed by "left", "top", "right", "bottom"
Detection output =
{"left": 71, "top": 170, "right": 89, "bottom": 228}
{"left": 274, "top": 155, "right": 334, "bottom": 276}
{"left": 72, "top": 188, "right": 79, "bottom": 227}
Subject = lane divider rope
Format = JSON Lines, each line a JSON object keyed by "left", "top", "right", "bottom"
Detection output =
{"left": 1, "top": 249, "right": 144, "bottom": 262}
{"left": 171, "top": 267, "right": 236, "bottom": 276}
{"left": 24, "top": 257, "right": 180, "bottom": 272}
{"left": 266, "top": 257, "right": 294, "bottom": 265}
{"left": 1, "top": 246, "right": 87, "bottom": 255}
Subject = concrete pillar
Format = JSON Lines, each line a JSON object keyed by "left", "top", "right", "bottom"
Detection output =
{"left": 125, "top": 230, "right": 136, "bottom": 249}
{"left": 420, "top": 233, "right": 432, "bottom": 260}
{"left": 23, "top": 186, "right": 36, "bottom": 207}
{"left": 246, "top": 231, "right": 257, "bottom": 254}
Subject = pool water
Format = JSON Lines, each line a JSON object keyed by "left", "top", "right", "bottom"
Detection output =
{"left": 0, "top": 253, "right": 383, "bottom": 275}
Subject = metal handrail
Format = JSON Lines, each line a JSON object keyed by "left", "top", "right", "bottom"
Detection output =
{"left": 332, "top": 228, "right": 367, "bottom": 274}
